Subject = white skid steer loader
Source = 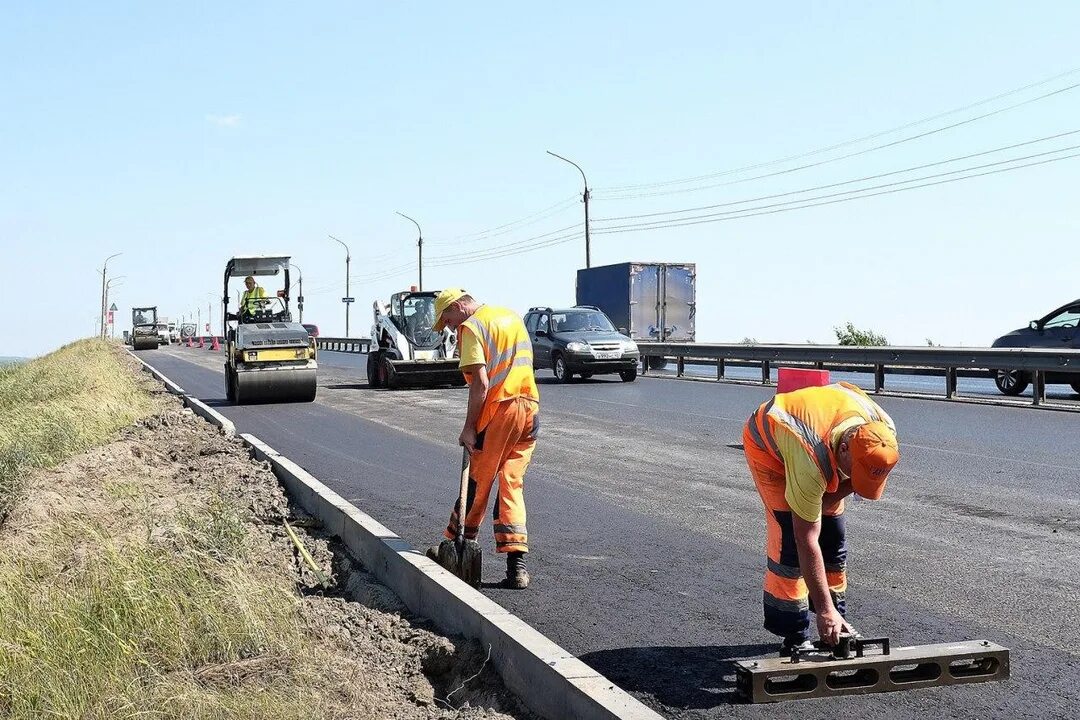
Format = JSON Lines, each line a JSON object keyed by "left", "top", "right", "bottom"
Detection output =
{"left": 367, "top": 290, "right": 466, "bottom": 389}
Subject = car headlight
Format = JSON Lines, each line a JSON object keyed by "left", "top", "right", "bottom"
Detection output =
{"left": 621, "top": 340, "right": 639, "bottom": 353}
{"left": 566, "top": 341, "right": 589, "bottom": 353}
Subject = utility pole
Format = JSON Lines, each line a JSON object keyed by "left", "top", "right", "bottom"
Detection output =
{"left": 99, "top": 252, "right": 121, "bottom": 338}
{"left": 396, "top": 212, "right": 423, "bottom": 290}
{"left": 546, "top": 151, "right": 591, "bottom": 268}
{"left": 328, "top": 235, "right": 352, "bottom": 336}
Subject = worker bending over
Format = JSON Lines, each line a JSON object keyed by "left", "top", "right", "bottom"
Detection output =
{"left": 742, "top": 381, "right": 899, "bottom": 655}
{"left": 429, "top": 288, "right": 539, "bottom": 589}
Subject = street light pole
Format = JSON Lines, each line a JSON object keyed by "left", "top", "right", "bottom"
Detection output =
{"left": 99, "top": 252, "right": 121, "bottom": 338}
{"left": 546, "top": 151, "right": 591, "bottom": 268}
{"left": 395, "top": 212, "right": 423, "bottom": 290}
{"left": 328, "top": 235, "right": 352, "bottom": 336}
{"left": 289, "top": 263, "right": 304, "bottom": 322}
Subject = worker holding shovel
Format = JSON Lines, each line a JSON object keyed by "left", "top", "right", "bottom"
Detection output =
{"left": 742, "top": 382, "right": 900, "bottom": 655}
{"left": 428, "top": 288, "right": 539, "bottom": 589}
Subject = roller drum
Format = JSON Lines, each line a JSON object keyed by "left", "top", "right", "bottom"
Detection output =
{"left": 233, "top": 366, "right": 317, "bottom": 404}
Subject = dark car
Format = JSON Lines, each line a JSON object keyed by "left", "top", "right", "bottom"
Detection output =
{"left": 523, "top": 306, "right": 640, "bottom": 383}
{"left": 990, "top": 298, "right": 1080, "bottom": 395}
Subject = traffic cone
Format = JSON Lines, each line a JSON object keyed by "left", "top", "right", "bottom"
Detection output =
{"left": 197, "top": 336, "right": 204, "bottom": 348}
{"left": 210, "top": 336, "right": 220, "bottom": 351}
{"left": 186, "top": 336, "right": 193, "bottom": 348}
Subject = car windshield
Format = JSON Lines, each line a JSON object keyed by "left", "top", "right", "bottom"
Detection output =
{"left": 1045, "top": 307, "right": 1080, "bottom": 328}
{"left": 551, "top": 311, "right": 615, "bottom": 333}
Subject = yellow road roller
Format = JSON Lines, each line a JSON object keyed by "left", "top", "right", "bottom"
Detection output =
{"left": 222, "top": 256, "right": 317, "bottom": 403}
{"left": 131, "top": 306, "right": 160, "bottom": 351}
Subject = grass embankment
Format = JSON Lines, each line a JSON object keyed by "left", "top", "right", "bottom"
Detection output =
{"left": 0, "top": 341, "right": 325, "bottom": 718}
{"left": 0, "top": 339, "right": 159, "bottom": 521}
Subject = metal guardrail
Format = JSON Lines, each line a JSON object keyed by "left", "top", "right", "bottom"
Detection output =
{"left": 317, "top": 336, "right": 372, "bottom": 354}
{"left": 638, "top": 343, "right": 1080, "bottom": 406}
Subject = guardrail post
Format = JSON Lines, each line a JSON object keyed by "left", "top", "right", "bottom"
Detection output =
{"left": 677, "top": 356, "right": 685, "bottom": 377}
{"left": 1032, "top": 370, "right": 1044, "bottom": 406}
{"left": 761, "top": 360, "right": 770, "bottom": 385}
{"left": 874, "top": 364, "right": 885, "bottom": 393}
{"left": 945, "top": 367, "right": 957, "bottom": 399}
{"left": 717, "top": 358, "right": 725, "bottom": 381}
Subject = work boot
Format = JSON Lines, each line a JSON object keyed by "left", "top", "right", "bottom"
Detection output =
{"left": 506, "top": 551, "right": 529, "bottom": 589}
{"left": 425, "top": 545, "right": 440, "bottom": 562}
{"left": 778, "top": 636, "right": 815, "bottom": 658}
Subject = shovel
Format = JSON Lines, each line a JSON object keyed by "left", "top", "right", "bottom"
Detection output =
{"left": 435, "top": 448, "right": 482, "bottom": 586}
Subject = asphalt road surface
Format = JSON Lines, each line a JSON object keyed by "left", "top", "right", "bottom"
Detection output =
{"left": 139, "top": 345, "right": 1080, "bottom": 719}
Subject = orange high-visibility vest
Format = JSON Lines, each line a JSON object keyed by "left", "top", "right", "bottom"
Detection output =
{"left": 460, "top": 306, "right": 539, "bottom": 431}
{"left": 745, "top": 382, "right": 895, "bottom": 494}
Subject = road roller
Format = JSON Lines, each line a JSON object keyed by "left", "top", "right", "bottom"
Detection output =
{"left": 221, "top": 256, "right": 317, "bottom": 404}
{"left": 131, "top": 306, "right": 160, "bottom": 351}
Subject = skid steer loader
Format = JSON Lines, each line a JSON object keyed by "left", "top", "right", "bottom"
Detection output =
{"left": 367, "top": 290, "right": 465, "bottom": 389}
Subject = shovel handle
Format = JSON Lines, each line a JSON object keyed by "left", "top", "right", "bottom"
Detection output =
{"left": 456, "top": 448, "right": 470, "bottom": 544}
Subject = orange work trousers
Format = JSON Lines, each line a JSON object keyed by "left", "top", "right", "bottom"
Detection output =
{"left": 743, "top": 424, "right": 848, "bottom": 642}
{"left": 444, "top": 397, "right": 538, "bottom": 553}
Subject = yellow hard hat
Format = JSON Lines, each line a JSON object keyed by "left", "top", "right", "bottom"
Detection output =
{"left": 433, "top": 288, "right": 468, "bottom": 331}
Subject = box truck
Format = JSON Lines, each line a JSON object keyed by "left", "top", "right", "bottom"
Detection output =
{"left": 575, "top": 262, "right": 696, "bottom": 343}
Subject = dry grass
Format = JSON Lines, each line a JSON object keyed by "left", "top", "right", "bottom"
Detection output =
{"left": 0, "top": 339, "right": 161, "bottom": 523}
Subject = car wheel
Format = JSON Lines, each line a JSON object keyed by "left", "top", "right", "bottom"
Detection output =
{"left": 994, "top": 369, "right": 1029, "bottom": 396}
{"left": 645, "top": 356, "right": 668, "bottom": 371}
{"left": 620, "top": 368, "right": 638, "bottom": 382}
{"left": 553, "top": 354, "right": 573, "bottom": 383}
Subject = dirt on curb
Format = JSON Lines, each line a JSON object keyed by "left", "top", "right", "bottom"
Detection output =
{"left": 2, "top": 352, "right": 537, "bottom": 719}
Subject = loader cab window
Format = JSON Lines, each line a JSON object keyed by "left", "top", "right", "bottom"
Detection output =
{"left": 398, "top": 295, "right": 440, "bottom": 347}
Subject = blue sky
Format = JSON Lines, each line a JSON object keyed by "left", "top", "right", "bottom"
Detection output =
{"left": 2, "top": 2, "right": 1078, "bottom": 357}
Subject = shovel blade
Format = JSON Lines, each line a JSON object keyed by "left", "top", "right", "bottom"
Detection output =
{"left": 436, "top": 538, "right": 482, "bottom": 587}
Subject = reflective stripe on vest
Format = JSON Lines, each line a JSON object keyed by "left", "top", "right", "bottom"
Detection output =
{"left": 767, "top": 404, "right": 837, "bottom": 483}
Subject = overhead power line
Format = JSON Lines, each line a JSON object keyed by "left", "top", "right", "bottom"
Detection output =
{"left": 596, "top": 71, "right": 1080, "bottom": 199}
{"left": 594, "top": 129, "right": 1080, "bottom": 223}
{"left": 592, "top": 149, "right": 1080, "bottom": 234}
{"left": 426, "top": 195, "right": 580, "bottom": 247}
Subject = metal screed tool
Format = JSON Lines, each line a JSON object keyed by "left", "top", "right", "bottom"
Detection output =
{"left": 735, "top": 637, "right": 1009, "bottom": 703}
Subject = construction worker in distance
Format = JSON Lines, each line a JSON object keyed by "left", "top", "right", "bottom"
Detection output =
{"left": 428, "top": 288, "right": 539, "bottom": 589}
{"left": 742, "top": 381, "right": 900, "bottom": 656}
{"left": 239, "top": 275, "right": 266, "bottom": 320}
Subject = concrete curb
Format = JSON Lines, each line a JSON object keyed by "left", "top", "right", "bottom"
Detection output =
{"left": 130, "top": 351, "right": 661, "bottom": 720}
{"left": 127, "top": 349, "right": 236, "bottom": 435}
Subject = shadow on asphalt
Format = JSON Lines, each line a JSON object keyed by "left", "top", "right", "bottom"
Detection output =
{"left": 535, "top": 376, "right": 623, "bottom": 386}
{"left": 579, "top": 643, "right": 775, "bottom": 709}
